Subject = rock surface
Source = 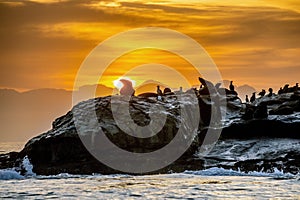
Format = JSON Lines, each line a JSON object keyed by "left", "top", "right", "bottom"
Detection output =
{"left": 1, "top": 91, "right": 300, "bottom": 175}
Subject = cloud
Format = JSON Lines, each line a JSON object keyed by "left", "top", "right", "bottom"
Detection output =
{"left": 0, "top": 0, "right": 299, "bottom": 91}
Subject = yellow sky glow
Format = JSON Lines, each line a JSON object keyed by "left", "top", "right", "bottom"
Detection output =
{"left": 0, "top": 0, "right": 299, "bottom": 92}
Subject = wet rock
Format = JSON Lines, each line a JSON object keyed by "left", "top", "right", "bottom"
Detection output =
{"left": 242, "top": 104, "right": 255, "bottom": 120}
{"left": 269, "top": 106, "right": 294, "bottom": 115}
{"left": 1, "top": 91, "right": 300, "bottom": 175}
{"left": 253, "top": 104, "right": 268, "bottom": 119}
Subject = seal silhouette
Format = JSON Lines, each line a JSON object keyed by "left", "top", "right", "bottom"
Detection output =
{"left": 120, "top": 79, "right": 135, "bottom": 96}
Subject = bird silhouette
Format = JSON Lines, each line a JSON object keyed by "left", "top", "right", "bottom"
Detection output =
{"left": 245, "top": 95, "right": 249, "bottom": 103}
{"left": 250, "top": 92, "right": 256, "bottom": 103}
{"left": 258, "top": 89, "right": 266, "bottom": 97}
{"left": 157, "top": 86, "right": 163, "bottom": 96}
{"left": 267, "top": 88, "right": 273, "bottom": 97}
{"left": 229, "top": 81, "right": 235, "bottom": 91}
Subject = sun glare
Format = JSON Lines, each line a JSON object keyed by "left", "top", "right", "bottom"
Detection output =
{"left": 113, "top": 77, "right": 136, "bottom": 89}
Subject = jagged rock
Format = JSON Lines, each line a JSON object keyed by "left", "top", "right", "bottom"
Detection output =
{"left": 269, "top": 100, "right": 300, "bottom": 115}
{"left": 221, "top": 119, "right": 300, "bottom": 139}
{"left": 1, "top": 91, "right": 300, "bottom": 175}
{"left": 269, "top": 106, "right": 294, "bottom": 115}
{"left": 1, "top": 94, "right": 207, "bottom": 175}
{"left": 228, "top": 150, "right": 300, "bottom": 174}
{"left": 242, "top": 104, "right": 255, "bottom": 120}
{"left": 253, "top": 104, "right": 268, "bottom": 119}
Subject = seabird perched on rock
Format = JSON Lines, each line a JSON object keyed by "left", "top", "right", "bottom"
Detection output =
{"left": 278, "top": 87, "right": 283, "bottom": 95}
{"left": 157, "top": 86, "right": 163, "bottom": 96}
{"left": 250, "top": 92, "right": 256, "bottom": 103}
{"left": 283, "top": 84, "right": 289, "bottom": 93}
{"left": 267, "top": 88, "right": 273, "bottom": 97}
{"left": 179, "top": 87, "right": 183, "bottom": 93}
{"left": 258, "top": 89, "right": 266, "bottom": 97}
{"left": 245, "top": 95, "right": 249, "bottom": 103}
{"left": 294, "top": 83, "right": 299, "bottom": 91}
{"left": 157, "top": 85, "right": 163, "bottom": 101}
{"left": 229, "top": 81, "right": 235, "bottom": 91}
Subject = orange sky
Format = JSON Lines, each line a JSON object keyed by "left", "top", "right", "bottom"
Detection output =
{"left": 0, "top": 0, "right": 300, "bottom": 92}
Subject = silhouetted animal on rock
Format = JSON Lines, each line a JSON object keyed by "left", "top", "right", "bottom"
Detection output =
{"left": 282, "top": 84, "right": 297, "bottom": 93}
{"left": 119, "top": 79, "right": 135, "bottom": 96}
{"left": 294, "top": 83, "right": 299, "bottom": 93}
{"left": 179, "top": 87, "right": 183, "bottom": 93}
{"left": 198, "top": 77, "right": 217, "bottom": 95}
{"left": 156, "top": 85, "right": 163, "bottom": 101}
{"left": 157, "top": 86, "right": 163, "bottom": 96}
{"left": 278, "top": 87, "right": 283, "bottom": 95}
{"left": 216, "top": 81, "right": 237, "bottom": 96}
{"left": 258, "top": 89, "right": 266, "bottom": 97}
{"left": 282, "top": 84, "right": 290, "bottom": 93}
{"left": 267, "top": 88, "right": 273, "bottom": 97}
{"left": 229, "top": 81, "right": 235, "bottom": 91}
{"left": 245, "top": 95, "right": 249, "bottom": 103}
{"left": 163, "top": 88, "right": 174, "bottom": 95}
{"left": 250, "top": 92, "right": 256, "bottom": 103}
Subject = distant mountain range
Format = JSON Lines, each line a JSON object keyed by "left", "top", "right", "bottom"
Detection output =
{"left": 0, "top": 88, "right": 72, "bottom": 142}
{"left": 0, "top": 82, "right": 256, "bottom": 142}
{"left": 0, "top": 84, "right": 115, "bottom": 142}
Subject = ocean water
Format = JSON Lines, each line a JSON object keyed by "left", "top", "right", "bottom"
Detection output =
{"left": 1, "top": 141, "right": 300, "bottom": 199}
{"left": 0, "top": 142, "right": 24, "bottom": 154}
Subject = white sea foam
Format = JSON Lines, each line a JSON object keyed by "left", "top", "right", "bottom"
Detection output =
{"left": 22, "top": 156, "right": 36, "bottom": 177}
{"left": 1, "top": 166, "right": 297, "bottom": 181}
{"left": 184, "top": 167, "right": 297, "bottom": 178}
{"left": 0, "top": 156, "right": 36, "bottom": 180}
{"left": 0, "top": 169, "right": 24, "bottom": 180}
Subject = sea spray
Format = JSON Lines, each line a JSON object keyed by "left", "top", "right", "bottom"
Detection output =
{"left": 21, "top": 156, "right": 36, "bottom": 177}
{"left": 0, "top": 156, "right": 36, "bottom": 180}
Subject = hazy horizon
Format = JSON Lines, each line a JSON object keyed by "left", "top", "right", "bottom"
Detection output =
{"left": 0, "top": 81, "right": 256, "bottom": 143}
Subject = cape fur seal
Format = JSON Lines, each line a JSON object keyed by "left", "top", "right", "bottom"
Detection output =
{"left": 119, "top": 79, "right": 135, "bottom": 96}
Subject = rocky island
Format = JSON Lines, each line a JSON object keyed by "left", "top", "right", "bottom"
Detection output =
{"left": 1, "top": 80, "right": 300, "bottom": 175}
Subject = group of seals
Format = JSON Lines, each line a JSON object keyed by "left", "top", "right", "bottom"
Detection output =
{"left": 278, "top": 83, "right": 299, "bottom": 94}
{"left": 117, "top": 78, "right": 299, "bottom": 105}
{"left": 246, "top": 83, "right": 298, "bottom": 103}
{"left": 155, "top": 86, "right": 174, "bottom": 100}
{"left": 118, "top": 84, "right": 173, "bottom": 100}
